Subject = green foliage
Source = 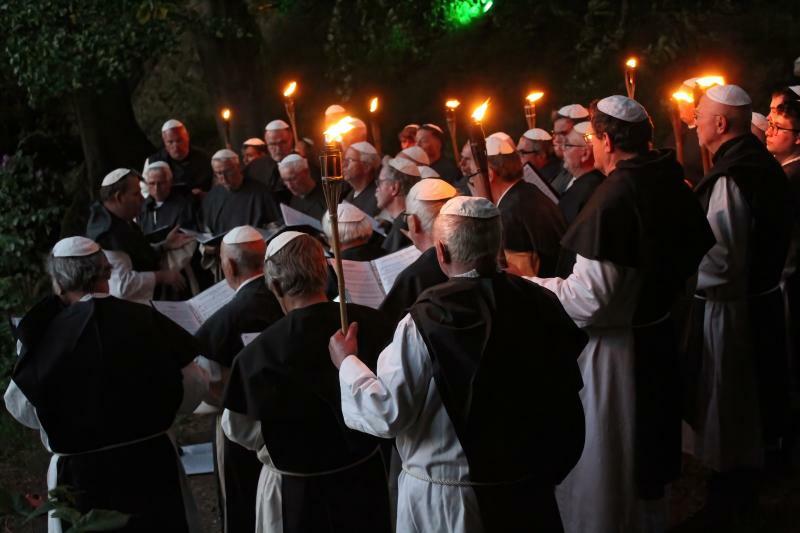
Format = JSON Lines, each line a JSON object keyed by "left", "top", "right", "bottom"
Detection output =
{"left": 1, "top": 0, "right": 181, "bottom": 106}
{"left": 1, "top": 485, "right": 130, "bottom": 532}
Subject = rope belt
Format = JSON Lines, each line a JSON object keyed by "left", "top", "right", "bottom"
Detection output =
{"left": 587, "top": 312, "right": 671, "bottom": 333}
{"left": 55, "top": 431, "right": 167, "bottom": 457}
{"left": 693, "top": 284, "right": 780, "bottom": 302}
{"left": 401, "top": 465, "right": 531, "bottom": 487}
{"left": 262, "top": 446, "right": 379, "bottom": 478}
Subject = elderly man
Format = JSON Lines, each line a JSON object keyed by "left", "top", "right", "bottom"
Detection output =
{"left": 139, "top": 161, "right": 198, "bottom": 235}
{"left": 222, "top": 231, "right": 393, "bottom": 533}
{"left": 518, "top": 128, "right": 561, "bottom": 182}
{"left": 278, "top": 154, "right": 326, "bottom": 220}
{"left": 379, "top": 178, "right": 457, "bottom": 324}
{"left": 415, "top": 123, "right": 459, "bottom": 184}
{"left": 323, "top": 203, "right": 385, "bottom": 262}
{"left": 330, "top": 196, "right": 587, "bottom": 532}
{"left": 202, "top": 149, "right": 279, "bottom": 235}
{"left": 195, "top": 226, "right": 283, "bottom": 533}
{"left": 530, "top": 96, "right": 714, "bottom": 533}
{"left": 377, "top": 158, "right": 420, "bottom": 253}
{"left": 486, "top": 135, "right": 566, "bottom": 277}
{"left": 147, "top": 119, "right": 213, "bottom": 197}
{"left": 398, "top": 124, "right": 419, "bottom": 150}
{"left": 242, "top": 138, "right": 269, "bottom": 166}
{"left": 343, "top": 141, "right": 381, "bottom": 216}
{"left": 86, "top": 168, "right": 191, "bottom": 302}
{"left": 244, "top": 120, "right": 295, "bottom": 210}
{"left": 5, "top": 236, "right": 208, "bottom": 533}
{"left": 551, "top": 104, "right": 590, "bottom": 194}
{"left": 685, "top": 85, "right": 792, "bottom": 521}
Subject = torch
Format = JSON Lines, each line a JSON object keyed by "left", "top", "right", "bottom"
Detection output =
{"left": 221, "top": 108, "right": 232, "bottom": 149}
{"left": 468, "top": 99, "right": 493, "bottom": 202}
{"left": 624, "top": 57, "right": 638, "bottom": 99}
{"left": 693, "top": 75, "right": 725, "bottom": 173}
{"left": 283, "top": 81, "right": 300, "bottom": 147}
{"left": 368, "top": 97, "right": 382, "bottom": 156}
{"left": 524, "top": 91, "right": 544, "bottom": 129}
{"left": 670, "top": 90, "right": 693, "bottom": 166}
{"left": 320, "top": 116, "right": 356, "bottom": 334}
{"left": 445, "top": 99, "right": 461, "bottom": 165}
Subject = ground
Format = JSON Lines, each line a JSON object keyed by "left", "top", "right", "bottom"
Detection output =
{"left": 1, "top": 411, "right": 798, "bottom": 532}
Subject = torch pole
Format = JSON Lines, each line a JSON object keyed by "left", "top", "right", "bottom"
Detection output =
{"left": 524, "top": 102, "right": 536, "bottom": 130}
{"left": 320, "top": 141, "right": 349, "bottom": 334}
{"left": 285, "top": 98, "right": 300, "bottom": 148}
{"left": 669, "top": 104, "right": 685, "bottom": 166}
{"left": 468, "top": 120, "right": 493, "bottom": 203}
{"left": 446, "top": 108, "right": 460, "bottom": 165}
{"left": 370, "top": 120, "right": 383, "bottom": 157}
{"left": 692, "top": 85, "right": 712, "bottom": 174}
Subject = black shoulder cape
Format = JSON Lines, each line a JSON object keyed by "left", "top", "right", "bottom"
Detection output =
{"left": 379, "top": 247, "right": 446, "bottom": 325}
{"left": 86, "top": 202, "right": 159, "bottom": 271}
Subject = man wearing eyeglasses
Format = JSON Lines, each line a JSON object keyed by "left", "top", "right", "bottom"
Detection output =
{"left": 550, "top": 104, "right": 590, "bottom": 195}
{"left": 686, "top": 85, "right": 792, "bottom": 524}
{"left": 517, "top": 128, "right": 561, "bottom": 182}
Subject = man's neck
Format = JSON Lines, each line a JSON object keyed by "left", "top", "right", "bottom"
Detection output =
{"left": 103, "top": 202, "right": 131, "bottom": 222}
{"left": 281, "top": 291, "right": 328, "bottom": 314}
{"left": 415, "top": 235, "right": 434, "bottom": 253}
{"left": 341, "top": 237, "right": 369, "bottom": 251}
{"left": 386, "top": 198, "right": 405, "bottom": 219}
{"left": 602, "top": 151, "right": 638, "bottom": 175}
{"left": 348, "top": 175, "right": 370, "bottom": 194}
{"left": 230, "top": 271, "right": 263, "bottom": 292}
{"left": 707, "top": 131, "right": 746, "bottom": 156}
{"left": 490, "top": 178, "right": 520, "bottom": 202}
{"left": 575, "top": 165, "right": 596, "bottom": 178}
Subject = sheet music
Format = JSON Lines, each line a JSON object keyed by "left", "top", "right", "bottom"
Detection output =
{"left": 331, "top": 259, "right": 385, "bottom": 309}
{"left": 188, "top": 280, "right": 235, "bottom": 322}
{"left": 180, "top": 228, "right": 224, "bottom": 244}
{"left": 151, "top": 301, "right": 203, "bottom": 334}
{"left": 280, "top": 203, "right": 323, "bottom": 231}
{"left": 241, "top": 333, "right": 259, "bottom": 346}
{"left": 523, "top": 164, "right": 559, "bottom": 205}
{"left": 373, "top": 246, "right": 422, "bottom": 293}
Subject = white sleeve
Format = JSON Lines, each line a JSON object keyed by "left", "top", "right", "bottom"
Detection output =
{"left": 338, "top": 314, "right": 432, "bottom": 438}
{"left": 3, "top": 380, "right": 41, "bottom": 430}
{"left": 104, "top": 249, "right": 157, "bottom": 302}
{"left": 526, "top": 254, "right": 626, "bottom": 328}
{"left": 221, "top": 409, "right": 264, "bottom": 451}
{"left": 696, "top": 176, "right": 751, "bottom": 291}
{"left": 177, "top": 361, "right": 210, "bottom": 414}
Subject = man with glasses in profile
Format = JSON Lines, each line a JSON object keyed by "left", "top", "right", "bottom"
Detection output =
{"left": 517, "top": 128, "right": 561, "bottom": 182}
{"left": 550, "top": 104, "right": 590, "bottom": 195}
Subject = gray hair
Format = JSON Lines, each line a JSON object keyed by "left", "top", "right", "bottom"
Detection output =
{"left": 264, "top": 234, "right": 327, "bottom": 296}
{"left": 433, "top": 214, "right": 502, "bottom": 267}
{"left": 384, "top": 165, "right": 420, "bottom": 196}
{"left": 406, "top": 196, "right": 448, "bottom": 234}
{"left": 145, "top": 161, "right": 173, "bottom": 181}
{"left": 322, "top": 212, "right": 373, "bottom": 245}
{"left": 46, "top": 250, "right": 110, "bottom": 294}
{"left": 223, "top": 241, "right": 265, "bottom": 276}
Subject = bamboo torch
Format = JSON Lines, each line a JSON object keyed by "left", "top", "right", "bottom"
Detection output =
{"left": 368, "top": 97, "right": 382, "bottom": 156}
{"left": 524, "top": 91, "right": 544, "bottom": 129}
{"left": 468, "top": 99, "right": 493, "bottom": 202}
{"left": 624, "top": 57, "right": 638, "bottom": 99}
{"left": 693, "top": 75, "right": 725, "bottom": 173}
{"left": 283, "top": 81, "right": 299, "bottom": 147}
{"left": 670, "top": 90, "right": 693, "bottom": 166}
{"left": 221, "top": 108, "right": 232, "bottom": 149}
{"left": 445, "top": 99, "right": 461, "bottom": 164}
{"left": 320, "top": 116, "right": 356, "bottom": 333}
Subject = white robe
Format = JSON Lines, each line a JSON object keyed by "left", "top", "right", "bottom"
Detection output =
{"left": 338, "top": 314, "right": 483, "bottom": 533}
{"left": 103, "top": 249, "right": 156, "bottom": 303}
{"left": 528, "top": 255, "right": 668, "bottom": 533}
{"left": 685, "top": 176, "right": 764, "bottom": 471}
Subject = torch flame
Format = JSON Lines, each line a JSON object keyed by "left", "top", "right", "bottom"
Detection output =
{"left": 369, "top": 97, "right": 379, "bottom": 113}
{"left": 446, "top": 99, "right": 461, "bottom": 109}
{"left": 283, "top": 81, "right": 297, "bottom": 98}
{"left": 696, "top": 75, "right": 725, "bottom": 88}
{"left": 526, "top": 91, "right": 544, "bottom": 103}
{"left": 471, "top": 98, "right": 490, "bottom": 122}
{"left": 324, "top": 116, "right": 356, "bottom": 143}
{"left": 672, "top": 91, "right": 694, "bottom": 104}
{"left": 221, "top": 108, "right": 231, "bottom": 121}
{"left": 626, "top": 57, "right": 638, "bottom": 69}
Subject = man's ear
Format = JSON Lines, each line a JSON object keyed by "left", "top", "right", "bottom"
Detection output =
{"left": 435, "top": 240, "right": 450, "bottom": 265}
{"left": 389, "top": 180, "right": 401, "bottom": 198}
{"left": 408, "top": 214, "right": 421, "bottom": 235}
{"left": 602, "top": 132, "right": 613, "bottom": 154}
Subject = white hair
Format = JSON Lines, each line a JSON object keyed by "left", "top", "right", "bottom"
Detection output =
{"left": 212, "top": 149, "right": 240, "bottom": 164}
{"left": 433, "top": 214, "right": 502, "bottom": 265}
{"left": 278, "top": 156, "right": 310, "bottom": 177}
{"left": 322, "top": 212, "right": 373, "bottom": 245}
{"left": 145, "top": 161, "right": 173, "bottom": 181}
{"left": 406, "top": 196, "right": 448, "bottom": 234}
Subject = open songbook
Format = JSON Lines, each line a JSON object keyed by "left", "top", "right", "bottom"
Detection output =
{"left": 329, "top": 245, "right": 422, "bottom": 309}
{"left": 523, "top": 163, "right": 559, "bottom": 205}
{"left": 280, "top": 203, "right": 323, "bottom": 231}
{"left": 151, "top": 280, "right": 235, "bottom": 334}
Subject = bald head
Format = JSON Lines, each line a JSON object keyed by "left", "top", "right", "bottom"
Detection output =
{"left": 695, "top": 94, "right": 752, "bottom": 154}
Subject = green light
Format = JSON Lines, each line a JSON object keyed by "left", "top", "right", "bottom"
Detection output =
{"left": 444, "top": 0, "right": 494, "bottom": 27}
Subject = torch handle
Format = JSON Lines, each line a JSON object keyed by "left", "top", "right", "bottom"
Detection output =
{"left": 328, "top": 211, "right": 349, "bottom": 335}
{"left": 468, "top": 122, "right": 493, "bottom": 203}
{"left": 370, "top": 122, "right": 383, "bottom": 157}
{"left": 524, "top": 104, "right": 536, "bottom": 130}
{"left": 285, "top": 100, "right": 300, "bottom": 148}
{"left": 669, "top": 106, "right": 685, "bottom": 166}
{"left": 446, "top": 115, "right": 460, "bottom": 165}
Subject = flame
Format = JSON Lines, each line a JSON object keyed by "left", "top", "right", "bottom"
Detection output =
{"left": 446, "top": 99, "right": 461, "bottom": 109}
{"left": 324, "top": 116, "right": 356, "bottom": 142}
{"left": 696, "top": 75, "right": 725, "bottom": 88}
{"left": 626, "top": 57, "right": 638, "bottom": 69}
{"left": 526, "top": 91, "right": 544, "bottom": 103}
{"left": 471, "top": 98, "right": 490, "bottom": 122}
{"left": 283, "top": 81, "right": 297, "bottom": 98}
{"left": 221, "top": 108, "right": 231, "bottom": 121}
{"left": 369, "top": 97, "right": 379, "bottom": 113}
{"left": 672, "top": 90, "right": 694, "bottom": 104}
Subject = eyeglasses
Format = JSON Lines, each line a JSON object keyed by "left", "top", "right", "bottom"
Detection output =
{"left": 517, "top": 149, "right": 537, "bottom": 155}
{"left": 767, "top": 120, "right": 800, "bottom": 134}
{"left": 582, "top": 132, "right": 599, "bottom": 143}
{"left": 563, "top": 143, "right": 587, "bottom": 149}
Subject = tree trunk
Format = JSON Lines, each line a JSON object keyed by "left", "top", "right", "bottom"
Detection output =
{"left": 192, "top": 0, "right": 273, "bottom": 149}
